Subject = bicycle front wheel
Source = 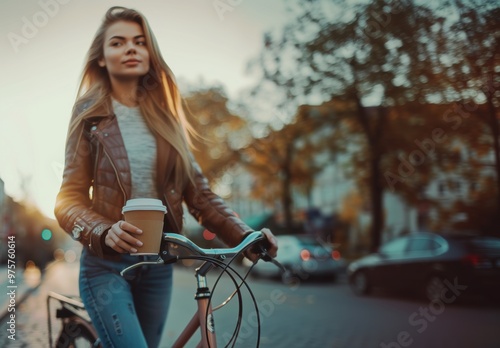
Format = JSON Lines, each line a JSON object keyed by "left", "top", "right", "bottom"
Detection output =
{"left": 55, "top": 317, "right": 100, "bottom": 348}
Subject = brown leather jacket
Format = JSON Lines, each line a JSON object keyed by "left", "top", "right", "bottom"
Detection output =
{"left": 55, "top": 101, "right": 253, "bottom": 259}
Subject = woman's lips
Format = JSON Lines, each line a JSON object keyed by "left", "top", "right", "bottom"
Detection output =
{"left": 123, "top": 59, "right": 141, "bottom": 66}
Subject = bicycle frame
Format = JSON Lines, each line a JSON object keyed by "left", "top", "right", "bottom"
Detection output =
{"left": 47, "top": 267, "right": 219, "bottom": 348}
{"left": 172, "top": 261, "right": 217, "bottom": 348}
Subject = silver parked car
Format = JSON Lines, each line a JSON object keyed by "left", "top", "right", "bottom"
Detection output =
{"left": 244, "top": 234, "right": 346, "bottom": 281}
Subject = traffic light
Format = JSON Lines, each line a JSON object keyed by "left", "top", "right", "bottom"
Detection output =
{"left": 41, "top": 228, "right": 52, "bottom": 241}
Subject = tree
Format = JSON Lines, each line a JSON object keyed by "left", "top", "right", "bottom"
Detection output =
{"left": 436, "top": 0, "right": 500, "bottom": 225}
{"left": 238, "top": 105, "right": 333, "bottom": 231}
{"left": 250, "top": 0, "right": 449, "bottom": 251}
{"left": 183, "top": 86, "right": 250, "bottom": 183}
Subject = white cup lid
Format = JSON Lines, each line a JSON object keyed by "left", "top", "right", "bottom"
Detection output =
{"left": 122, "top": 198, "right": 167, "bottom": 213}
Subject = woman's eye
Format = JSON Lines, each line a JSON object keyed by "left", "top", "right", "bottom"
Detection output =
{"left": 111, "top": 42, "right": 122, "bottom": 47}
{"left": 137, "top": 41, "right": 146, "bottom": 46}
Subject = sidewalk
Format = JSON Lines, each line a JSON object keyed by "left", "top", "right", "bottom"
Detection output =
{"left": 0, "top": 264, "right": 42, "bottom": 321}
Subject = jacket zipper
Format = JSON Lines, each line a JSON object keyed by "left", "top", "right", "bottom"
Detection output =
{"left": 93, "top": 140, "right": 100, "bottom": 188}
{"left": 103, "top": 147, "right": 127, "bottom": 203}
{"left": 92, "top": 128, "right": 127, "bottom": 203}
{"left": 163, "top": 193, "right": 181, "bottom": 232}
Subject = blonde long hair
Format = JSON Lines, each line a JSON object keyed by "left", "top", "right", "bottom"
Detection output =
{"left": 69, "top": 6, "right": 195, "bottom": 183}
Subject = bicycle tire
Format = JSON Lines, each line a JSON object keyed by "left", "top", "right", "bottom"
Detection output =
{"left": 55, "top": 316, "right": 100, "bottom": 348}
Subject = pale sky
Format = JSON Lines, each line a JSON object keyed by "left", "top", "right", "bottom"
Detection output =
{"left": 0, "top": 0, "right": 293, "bottom": 218}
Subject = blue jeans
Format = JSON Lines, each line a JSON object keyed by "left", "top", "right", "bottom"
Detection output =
{"left": 79, "top": 248, "right": 173, "bottom": 348}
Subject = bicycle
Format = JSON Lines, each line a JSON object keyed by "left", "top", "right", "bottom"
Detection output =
{"left": 47, "top": 231, "right": 283, "bottom": 348}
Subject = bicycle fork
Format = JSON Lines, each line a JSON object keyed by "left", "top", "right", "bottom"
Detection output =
{"left": 172, "top": 262, "right": 217, "bottom": 348}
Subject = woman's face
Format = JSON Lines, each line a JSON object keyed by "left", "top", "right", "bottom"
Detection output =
{"left": 98, "top": 20, "right": 150, "bottom": 82}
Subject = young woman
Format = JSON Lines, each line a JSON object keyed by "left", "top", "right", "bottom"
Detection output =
{"left": 54, "top": 6, "right": 277, "bottom": 348}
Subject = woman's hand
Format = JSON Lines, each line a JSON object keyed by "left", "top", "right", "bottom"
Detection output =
{"left": 245, "top": 228, "right": 278, "bottom": 263}
{"left": 105, "top": 220, "right": 144, "bottom": 253}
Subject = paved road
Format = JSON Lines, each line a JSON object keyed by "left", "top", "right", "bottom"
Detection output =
{"left": 1, "top": 259, "right": 500, "bottom": 347}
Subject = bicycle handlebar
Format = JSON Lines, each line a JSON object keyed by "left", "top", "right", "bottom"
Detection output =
{"left": 120, "top": 230, "right": 269, "bottom": 276}
{"left": 163, "top": 231, "right": 267, "bottom": 258}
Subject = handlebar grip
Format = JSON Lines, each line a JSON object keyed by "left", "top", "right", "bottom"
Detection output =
{"left": 248, "top": 232, "right": 272, "bottom": 262}
{"left": 253, "top": 243, "right": 273, "bottom": 262}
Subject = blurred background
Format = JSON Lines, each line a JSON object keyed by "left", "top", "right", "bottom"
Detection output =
{"left": 1, "top": 1, "right": 500, "bottom": 347}
{"left": 0, "top": 0, "right": 499, "bottom": 274}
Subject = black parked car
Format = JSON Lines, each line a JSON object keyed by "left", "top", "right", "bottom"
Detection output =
{"left": 347, "top": 232, "right": 500, "bottom": 301}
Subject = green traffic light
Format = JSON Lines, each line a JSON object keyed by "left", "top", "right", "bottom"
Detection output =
{"left": 41, "top": 228, "right": 52, "bottom": 241}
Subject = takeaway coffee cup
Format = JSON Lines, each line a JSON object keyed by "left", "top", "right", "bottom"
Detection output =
{"left": 122, "top": 198, "right": 167, "bottom": 255}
